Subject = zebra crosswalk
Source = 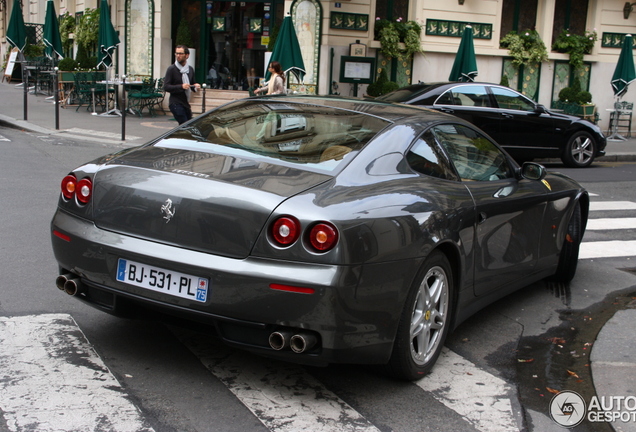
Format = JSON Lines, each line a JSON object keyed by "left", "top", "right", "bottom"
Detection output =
{"left": 580, "top": 199, "right": 636, "bottom": 259}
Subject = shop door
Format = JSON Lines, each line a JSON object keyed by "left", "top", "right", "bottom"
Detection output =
{"left": 205, "top": 2, "right": 270, "bottom": 91}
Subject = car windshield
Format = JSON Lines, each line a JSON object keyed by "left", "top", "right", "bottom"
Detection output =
{"left": 375, "top": 84, "right": 438, "bottom": 102}
{"left": 155, "top": 99, "right": 390, "bottom": 173}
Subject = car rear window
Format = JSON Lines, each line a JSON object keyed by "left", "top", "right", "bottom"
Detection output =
{"left": 155, "top": 100, "right": 390, "bottom": 173}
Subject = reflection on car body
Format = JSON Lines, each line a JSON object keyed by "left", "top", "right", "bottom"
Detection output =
{"left": 51, "top": 96, "right": 588, "bottom": 380}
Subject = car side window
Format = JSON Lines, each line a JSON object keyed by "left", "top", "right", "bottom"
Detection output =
{"left": 406, "top": 132, "right": 458, "bottom": 181}
{"left": 436, "top": 85, "right": 492, "bottom": 107}
{"left": 490, "top": 87, "right": 536, "bottom": 112}
{"left": 431, "top": 124, "right": 513, "bottom": 182}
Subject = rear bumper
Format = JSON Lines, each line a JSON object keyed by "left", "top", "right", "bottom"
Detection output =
{"left": 51, "top": 209, "right": 412, "bottom": 365}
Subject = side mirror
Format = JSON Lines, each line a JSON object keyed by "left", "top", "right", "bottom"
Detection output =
{"left": 520, "top": 162, "right": 546, "bottom": 181}
{"left": 534, "top": 104, "right": 548, "bottom": 114}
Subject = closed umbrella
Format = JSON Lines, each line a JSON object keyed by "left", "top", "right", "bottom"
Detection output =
{"left": 611, "top": 34, "right": 636, "bottom": 97}
{"left": 449, "top": 25, "right": 478, "bottom": 82}
{"left": 265, "top": 16, "right": 306, "bottom": 84}
{"left": 6, "top": 0, "right": 28, "bottom": 52}
{"left": 97, "top": 0, "right": 120, "bottom": 69}
{"left": 43, "top": 0, "right": 64, "bottom": 60}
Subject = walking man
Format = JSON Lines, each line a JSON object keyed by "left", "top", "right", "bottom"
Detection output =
{"left": 164, "top": 45, "right": 201, "bottom": 124}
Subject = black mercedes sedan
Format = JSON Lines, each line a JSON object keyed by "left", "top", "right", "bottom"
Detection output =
{"left": 51, "top": 96, "right": 588, "bottom": 381}
{"left": 376, "top": 82, "right": 606, "bottom": 168}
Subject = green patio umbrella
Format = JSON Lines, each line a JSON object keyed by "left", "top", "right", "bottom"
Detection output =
{"left": 611, "top": 34, "right": 636, "bottom": 97}
{"left": 265, "top": 16, "right": 306, "bottom": 83}
{"left": 43, "top": 0, "right": 64, "bottom": 60}
{"left": 97, "top": 0, "right": 120, "bottom": 69}
{"left": 449, "top": 25, "right": 478, "bottom": 82}
{"left": 6, "top": 0, "right": 28, "bottom": 52}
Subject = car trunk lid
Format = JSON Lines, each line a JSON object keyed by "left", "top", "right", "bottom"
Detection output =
{"left": 91, "top": 145, "right": 331, "bottom": 258}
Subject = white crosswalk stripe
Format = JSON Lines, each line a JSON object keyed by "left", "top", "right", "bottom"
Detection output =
{"left": 0, "top": 134, "right": 10, "bottom": 141}
{"left": 0, "top": 314, "right": 154, "bottom": 432}
{"left": 581, "top": 200, "right": 636, "bottom": 259}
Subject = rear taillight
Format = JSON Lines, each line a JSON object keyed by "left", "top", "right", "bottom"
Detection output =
{"left": 308, "top": 222, "right": 339, "bottom": 252}
{"left": 61, "top": 175, "right": 77, "bottom": 200}
{"left": 60, "top": 175, "right": 92, "bottom": 204}
{"left": 76, "top": 178, "right": 93, "bottom": 204}
{"left": 271, "top": 216, "right": 301, "bottom": 246}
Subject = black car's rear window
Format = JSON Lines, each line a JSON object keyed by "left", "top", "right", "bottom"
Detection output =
{"left": 155, "top": 100, "right": 390, "bottom": 172}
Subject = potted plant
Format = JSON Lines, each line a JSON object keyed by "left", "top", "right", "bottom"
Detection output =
{"left": 75, "top": 8, "right": 100, "bottom": 55}
{"left": 365, "top": 68, "right": 399, "bottom": 97}
{"left": 59, "top": 12, "right": 76, "bottom": 57}
{"left": 552, "top": 29, "right": 597, "bottom": 70}
{"left": 374, "top": 18, "right": 423, "bottom": 59}
{"left": 556, "top": 76, "right": 595, "bottom": 119}
{"left": 500, "top": 30, "right": 548, "bottom": 68}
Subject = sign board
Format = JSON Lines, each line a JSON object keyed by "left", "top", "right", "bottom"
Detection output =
{"left": 3, "top": 48, "right": 20, "bottom": 83}
{"left": 339, "top": 56, "right": 375, "bottom": 84}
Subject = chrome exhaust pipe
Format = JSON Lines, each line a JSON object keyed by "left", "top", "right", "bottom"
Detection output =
{"left": 290, "top": 333, "right": 317, "bottom": 354}
{"left": 56, "top": 273, "right": 73, "bottom": 290}
{"left": 269, "top": 331, "right": 292, "bottom": 350}
{"left": 63, "top": 278, "right": 83, "bottom": 296}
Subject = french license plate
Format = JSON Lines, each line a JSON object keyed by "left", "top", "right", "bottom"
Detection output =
{"left": 116, "top": 258, "right": 209, "bottom": 302}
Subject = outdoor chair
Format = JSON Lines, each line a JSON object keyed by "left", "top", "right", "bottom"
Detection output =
{"left": 127, "top": 78, "right": 157, "bottom": 117}
{"left": 608, "top": 101, "right": 633, "bottom": 138}
{"left": 150, "top": 77, "right": 166, "bottom": 115}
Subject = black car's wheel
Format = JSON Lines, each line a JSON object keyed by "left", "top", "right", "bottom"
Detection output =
{"left": 549, "top": 202, "right": 582, "bottom": 282}
{"left": 561, "top": 131, "right": 596, "bottom": 168}
{"left": 386, "top": 251, "right": 453, "bottom": 381}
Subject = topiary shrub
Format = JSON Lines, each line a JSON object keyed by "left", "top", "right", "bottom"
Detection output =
{"left": 58, "top": 57, "right": 78, "bottom": 71}
{"left": 366, "top": 69, "right": 399, "bottom": 97}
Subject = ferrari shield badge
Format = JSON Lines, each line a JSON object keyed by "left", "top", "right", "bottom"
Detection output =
{"left": 161, "top": 199, "right": 176, "bottom": 223}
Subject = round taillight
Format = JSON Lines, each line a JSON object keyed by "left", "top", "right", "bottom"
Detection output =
{"left": 309, "top": 222, "right": 338, "bottom": 252}
{"left": 61, "top": 175, "right": 77, "bottom": 200}
{"left": 271, "top": 216, "right": 300, "bottom": 246}
{"left": 76, "top": 178, "right": 93, "bottom": 204}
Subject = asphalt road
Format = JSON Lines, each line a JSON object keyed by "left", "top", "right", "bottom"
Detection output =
{"left": 1, "top": 128, "right": 635, "bottom": 432}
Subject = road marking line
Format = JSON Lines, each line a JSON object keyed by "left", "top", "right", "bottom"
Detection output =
{"left": 0, "top": 314, "right": 154, "bottom": 432}
{"left": 580, "top": 240, "right": 636, "bottom": 259}
{"left": 64, "top": 128, "right": 142, "bottom": 140}
{"left": 589, "top": 201, "right": 636, "bottom": 211}
{"left": 587, "top": 217, "right": 636, "bottom": 230}
{"left": 416, "top": 348, "right": 519, "bottom": 432}
{"left": 0, "top": 135, "right": 9, "bottom": 142}
{"left": 173, "top": 328, "right": 382, "bottom": 432}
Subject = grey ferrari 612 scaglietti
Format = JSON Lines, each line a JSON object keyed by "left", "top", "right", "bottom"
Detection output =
{"left": 51, "top": 96, "right": 588, "bottom": 381}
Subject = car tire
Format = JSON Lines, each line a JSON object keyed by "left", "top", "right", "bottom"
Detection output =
{"left": 561, "top": 131, "right": 596, "bottom": 168}
{"left": 386, "top": 251, "right": 453, "bottom": 381}
{"left": 549, "top": 202, "right": 582, "bottom": 283}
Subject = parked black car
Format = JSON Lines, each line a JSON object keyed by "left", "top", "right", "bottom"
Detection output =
{"left": 376, "top": 82, "right": 606, "bottom": 168}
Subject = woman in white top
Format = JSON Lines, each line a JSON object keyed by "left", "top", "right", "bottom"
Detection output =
{"left": 254, "top": 61, "right": 286, "bottom": 95}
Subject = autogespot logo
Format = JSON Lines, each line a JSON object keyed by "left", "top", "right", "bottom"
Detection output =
{"left": 550, "top": 391, "right": 586, "bottom": 428}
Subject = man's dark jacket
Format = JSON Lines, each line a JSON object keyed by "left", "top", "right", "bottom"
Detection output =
{"left": 164, "top": 63, "right": 196, "bottom": 108}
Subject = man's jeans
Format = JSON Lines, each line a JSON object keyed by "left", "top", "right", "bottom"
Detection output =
{"left": 169, "top": 103, "right": 192, "bottom": 124}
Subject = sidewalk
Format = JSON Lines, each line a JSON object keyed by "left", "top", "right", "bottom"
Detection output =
{"left": 0, "top": 79, "right": 635, "bottom": 431}
{"left": 0, "top": 80, "right": 177, "bottom": 146}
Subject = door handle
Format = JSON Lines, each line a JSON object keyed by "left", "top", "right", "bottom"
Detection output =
{"left": 478, "top": 212, "right": 487, "bottom": 224}
{"left": 439, "top": 107, "right": 455, "bottom": 114}
{"left": 500, "top": 113, "right": 514, "bottom": 119}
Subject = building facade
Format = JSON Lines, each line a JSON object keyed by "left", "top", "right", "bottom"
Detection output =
{"left": 1, "top": 0, "right": 635, "bottom": 132}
